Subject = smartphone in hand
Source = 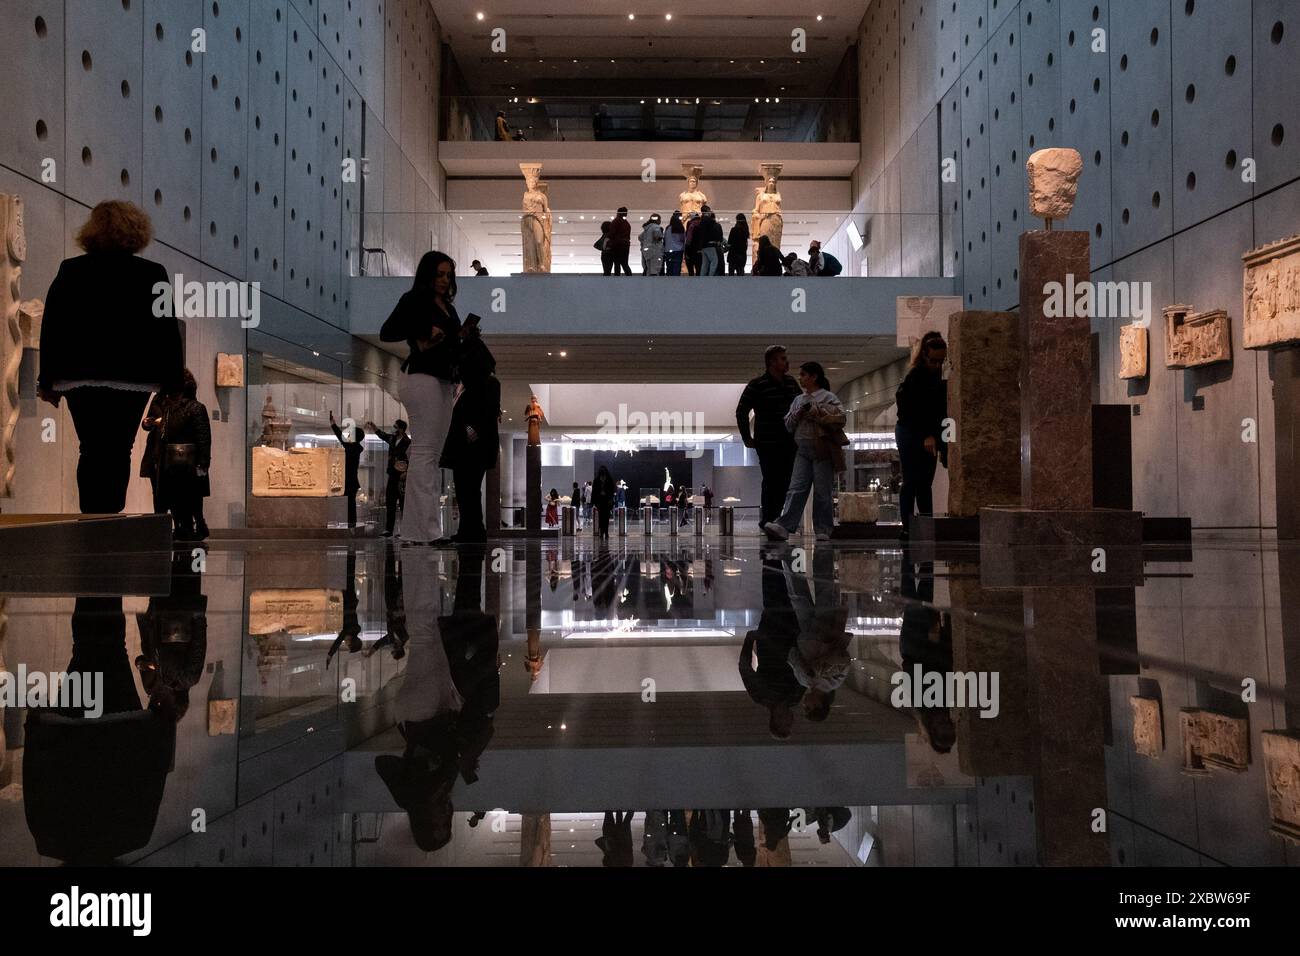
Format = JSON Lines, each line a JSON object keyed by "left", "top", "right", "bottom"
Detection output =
{"left": 462, "top": 312, "right": 482, "bottom": 336}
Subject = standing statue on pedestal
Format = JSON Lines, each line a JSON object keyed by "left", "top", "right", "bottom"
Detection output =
{"left": 258, "top": 393, "right": 292, "bottom": 450}
{"left": 751, "top": 164, "right": 784, "bottom": 265}
{"left": 525, "top": 394, "right": 545, "bottom": 446}
{"left": 678, "top": 165, "right": 708, "bottom": 219}
{"left": 520, "top": 163, "right": 552, "bottom": 274}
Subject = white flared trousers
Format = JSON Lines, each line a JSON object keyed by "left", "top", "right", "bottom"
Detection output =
{"left": 399, "top": 371, "right": 455, "bottom": 541}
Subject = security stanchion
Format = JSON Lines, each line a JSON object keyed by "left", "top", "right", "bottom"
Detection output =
{"left": 617, "top": 506, "right": 628, "bottom": 536}
{"left": 562, "top": 505, "right": 575, "bottom": 536}
{"left": 668, "top": 506, "right": 679, "bottom": 536}
{"left": 693, "top": 507, "right": 703, "bottom": 536}
{"left": 719, "top": 505, "right": 734, "bottom": 537}
{"left": 642, "top": 506, "right": 653, "bottom": 536}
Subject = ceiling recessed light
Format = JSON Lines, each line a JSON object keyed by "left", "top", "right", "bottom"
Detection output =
{"left": 560, "top": 351, "right": 567, "bottom": 357}
{"left": 628, "top": 13, "right": 634, "bottom": 19}
{"left": 665, "top": 13, "right": 672, "bottom": 20}
{"left": 816, "top": 14, "right": 823, "bottom": 21}
{"left": 476, "top": 12, "right": 485, "bottom": 20}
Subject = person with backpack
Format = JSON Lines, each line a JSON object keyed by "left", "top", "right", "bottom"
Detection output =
{"left": 808, "top": 240, "right": 843, "bottom": 277}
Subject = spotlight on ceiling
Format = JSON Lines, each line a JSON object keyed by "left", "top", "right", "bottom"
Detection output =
{"left": 476, "top": 12, "right": 485, "bottom": 21}
{"left": 665, "top": 13, "right": 672, "bottom": 20}
{"left": 816, "top": 14, "right": 823, "bottom": 21}
{"left": 628, "top": 12, "right": 634, "bottom": 19}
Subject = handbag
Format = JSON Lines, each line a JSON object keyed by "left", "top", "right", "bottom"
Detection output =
{"left": 164, "top": 443, "right": 197, "bottom": 470}
{"left": 593, "top": 235, "right": 606, "bottom": 250}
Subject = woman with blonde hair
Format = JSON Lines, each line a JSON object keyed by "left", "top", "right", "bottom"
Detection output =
{"left": 38, "top": 201, "right": 183, "bottom": 513}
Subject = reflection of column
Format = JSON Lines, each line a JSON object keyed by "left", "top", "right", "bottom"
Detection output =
{"left": 485, "top": 453, "right": 502, "bottom": 538}
{"left": 519, "top": 813, "right": 551, "bottom": 866}
{"left": 1025, "top": 587, "right": 1109, "bottom": 865}
{"left": 949, "top": 567, "right": 1032, "bottom": 775}
{"left": 1281, "top": 546, "right": 1300, "bottom": 728}
{"left": 1018, "top": 231, "right": 1092, "bottom": 509}
{"left": 0, "top": 597, "right": 8, "bottom": 788}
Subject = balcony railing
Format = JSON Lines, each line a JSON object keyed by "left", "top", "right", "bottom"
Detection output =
{"left": 441, "top": 95, "right": 859, "bottom": 144}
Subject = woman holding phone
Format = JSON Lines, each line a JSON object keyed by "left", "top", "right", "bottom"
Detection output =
{"left": 381, "top": 251, "right": 462, "bottom": 545}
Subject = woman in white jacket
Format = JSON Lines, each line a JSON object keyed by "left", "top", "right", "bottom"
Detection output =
{"left": 763, "top": 361, "right": 844, "bottom": 541}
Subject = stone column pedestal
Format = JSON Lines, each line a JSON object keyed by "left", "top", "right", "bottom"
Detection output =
{"left": 949, "top": 310, "right": 1021, "bottom": 517}
{"left": 1019, "top": 231, "right": 1093, "bottom": 510}
{"left": 526, "top": 444, "right": 542, "bottom": 532}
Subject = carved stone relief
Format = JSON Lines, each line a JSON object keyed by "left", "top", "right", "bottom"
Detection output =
{"left": 1130, "top": 696, "right": 1163, "bottom": 757}
{"left": 251, "top": 446, "right": 345, "bottom": 497}
{"left": 216, "top": 353, "right": 245, "bottom": 387}
{"left": 1242, "top": 234, "right": 1300, "bottom": 349}
{"left": 1180, "top": 708, "right": 1250, "bottom": 774}
{"left": 1, "top": 195, "right": 27, "bottom": 498}
{"left": 1164, "top": 304, "right": 1232, "bottom": 369}
{"left": 1262, "top": 730, "right": 1300, "bottom": 844}
{"left": 1119, "top": 323, "right": 1148, "bottom": 379}
{"left": 1026, "top": 147, "right": 1083, "bottom": 225}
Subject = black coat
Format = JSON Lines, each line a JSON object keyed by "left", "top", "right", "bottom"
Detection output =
{"left": 38, "top": 252, "right": 184, "bottom": 394}
{"left": 374, "top": 427, "right": 411, "bottom": 479}
{"left": 754, "top": 244, "right": 784, "bottom": 276}
{"left": 379, "top": 290, "right": 461, "bottom": 380}
{"left": 895, "top": 366, "right": 949, "bottom": 444}
{"left": 727, "top": 225, "right": 749, "bottom": 265}
{"left": 736, "top": 371, "right": 800, "bottom": 447}
{"left": 158, "top": 396, "right": 212, "bottom": 498}
{"left": 331, "top": 421, "right": 363, "bottom": 494}
{"left": 440, "top": 375, "right": 501, "bottom": 472}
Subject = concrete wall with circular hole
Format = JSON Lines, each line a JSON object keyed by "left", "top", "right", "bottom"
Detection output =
{"left": 853, "top": 0, "right": 1299, "bottom": 535}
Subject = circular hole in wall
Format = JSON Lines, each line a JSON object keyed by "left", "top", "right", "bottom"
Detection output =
{"left": 1186, "top": 84, "right": 1195, "bottom": 103}
{"left": 1272, "top": 22, "right": 1284, "bottom": 44}
{"left": 1152, "top": 191, "right": 1161, "bottom": 208}
{"left": 1187, "top": 171, "right": 1197, "bottom": 189}
{"left": 1225, "top": 55, "right": 1236, "bottom": 76}
{"left": 36, "top": 119, "right": 48, "bottom": 140}
{"left": 81, "top": 146, "right": 92, "bottom": 165}
{"left": 1226, "top": 149, "right": 1238, "bottom": 168}
{"left": 183, "top": 205, "right": 191, "bottom": 221}
{"left": 154, "top": 188, "right": 163, "bottom": 205}
{"left": 120, "top": 169, "right": 129, "bottom": 186}
{"left": 1273, "top": 124, "right": 1286, "bottom": 146}
{"left": 1122, "top": 208, "right": 1131, "bottom": 224}
{"left": 81, "top": 50, "right": 92, "bottom": 71}
{"left": 35, "top": 16, "right": 48, "bottom": 37}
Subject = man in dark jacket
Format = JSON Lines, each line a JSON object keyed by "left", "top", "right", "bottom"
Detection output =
{"left": 736, "top": 345, "right": 801, "bottom": 527}
{"left": 368, "top": 419, "right": 411, "bottom": 537}
{"left": 608, "top": 207, "right": 632, "bottom": 275}
{"left": 330, "top": 412, "right": 364, "bottom": 529}
{"left": 738, "top": 555, "right": 805, "bottom": 739}
{"left": 440, "top": 333, "right": 501, "bottom": 543}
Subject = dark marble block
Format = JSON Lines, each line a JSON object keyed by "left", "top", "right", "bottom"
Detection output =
{"left": 979, "top": 506, "right": 1143, "bottom": 588}
{"left": 949, "top": 310, "right": 1022, "bottom": 516}
{"left": 247, "top": 495, "right": 346, "bottom": 528}
{"left": 526, "top": 444, "right": 542, "bottom": 532}
{"left": 1019, "top": 231, "right": 1093, "bottom": 510}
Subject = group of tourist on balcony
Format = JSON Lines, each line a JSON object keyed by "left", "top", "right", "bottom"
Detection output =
{"left": 591, "top": 206, "right": 843, "bottom": 277}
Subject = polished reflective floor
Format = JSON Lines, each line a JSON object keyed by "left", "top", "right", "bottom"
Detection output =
{"left": 0, "top": 530, "right": 1297, "bottom": 866}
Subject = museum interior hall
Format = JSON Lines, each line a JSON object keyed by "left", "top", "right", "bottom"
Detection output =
{"left": 0, "top": 0, "right": 1299, "bottom": 878}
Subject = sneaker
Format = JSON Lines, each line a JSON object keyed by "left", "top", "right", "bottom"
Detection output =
{"left": 762, "top": 521, "right": 790, "bottom": 541}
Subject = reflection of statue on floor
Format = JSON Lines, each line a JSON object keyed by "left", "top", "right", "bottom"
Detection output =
{"left": 519, "top": 813, "right": 552, "bottom": 866}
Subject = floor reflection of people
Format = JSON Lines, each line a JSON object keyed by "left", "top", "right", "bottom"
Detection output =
{"left": 327, "top": 549, "right": 363, "bottom": 668}
{"left": 134, "top": 550, "right": 209, "bottom": 722}
{"left": 377, "top": 550, "right": 500, "bottom": 852}
{"left": 900, "top": 555, "right": 955, "bottom": 753}
{"left": 24, "top": 595, "right": 181, "bottom": 864}
{"left": 596, "top": 810, "right": 635, "bottom": 866}
{"left": 687, "top": 809, "right": 757, "bottom": 867}
{"left": 365, "top": 542, "right": 409, "bottom": 661}
{"left": 785, "top": 546, "right": 851, "bottom": 723}
{"left": 739, "top": 552, "right": 805, "bottom": 739}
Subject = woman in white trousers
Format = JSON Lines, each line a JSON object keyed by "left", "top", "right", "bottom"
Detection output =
{"left": 381, "top": 250, "right": 463, "bottom": 545}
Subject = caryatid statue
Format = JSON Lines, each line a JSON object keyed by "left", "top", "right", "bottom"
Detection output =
{"left": 678, "top": 165, "right": 707, "bottom": 219}
{"left": 520, "top": 163, "right": 552, "bottom": 274}
{"left": 751, "top": 164, "right": 784, "bottom": 265}
{"left": 525, "top": 393, "right": 545, "bottom": 446}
